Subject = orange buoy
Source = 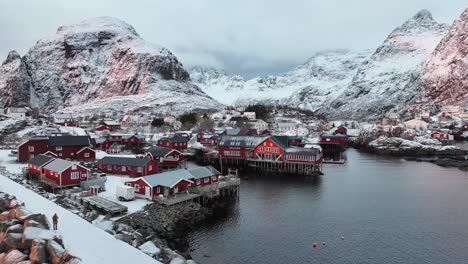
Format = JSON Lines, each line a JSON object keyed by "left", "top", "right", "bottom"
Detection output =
{"left": 313, "top": 242, "right": 317, "bottom": 248}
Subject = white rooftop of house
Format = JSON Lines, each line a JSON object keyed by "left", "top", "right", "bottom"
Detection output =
{"left": 103, "top": 120, "right": 120, "bottom": 126}
{"left": 8, "top": 107, "right": 27, "bottom": 113}
{"left": 136, "top": 166, "right": 220, "bottom": 188}
{"left": 43, "top": 159, "right": 79, "bottom": 172}
{"left": 54, "top": 113, "right": 74, "bottom": 118}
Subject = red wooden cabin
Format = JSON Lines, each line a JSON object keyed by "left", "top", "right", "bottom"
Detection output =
{"left": 41, "top": 159, "right": 90, "bottom": 188}
{"left": 431, "top": 131, "right": 450, "bottom": 140}
{"left": 101, "top": 120, "right": 121, "bottom": 131}
{"left": 95, "top": 124, "right": 111, "bottom": 131}
{"left": 26, "top": 154, "right": 55, "bottom": 178}
{"left": 218, "top": 136, "right": 267, "bottom": 159}
{"left": 157, "top": 137, "right": 188, "bottom": 150}
{"left": 319, "top": 134, "right": 348, "bottom": 145}
{"left": 17, "top": 137, "right": 49, "bottom": 162}
{"left": 333, "top": 125, "right": 348, "bottom": 135}
{"left": 146, "top": 146, "right": 185, "bottom": 169}
{"left": 47, "top": 136, "right": 95, "bottom": 160}
{"left": 125, "top": 166, "right": 220, "bottom": 200}
{"left": 76, "top": 147, "right": 96, "bottom": 160}
{"left": 121, "top": 134, "right": 145, "bottom": 145}
{"left": 97, "top": 157, "right": 158, "bottom": 177}
{"left": 253, "top": 136, "right": 287, "bottom": 161}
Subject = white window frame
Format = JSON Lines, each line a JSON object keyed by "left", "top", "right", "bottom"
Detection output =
{"left": 107, "top": 165, "right": 112, "bottom": 170}
{"left": 56, "top": 146, "right": 63, "bottom": 151}
{"left": 137, "top": 167, "right": 143, "bottom": 173}
{"left": 196, "top": 179, "right": 200, "bottom": 185}
{"left": 203, "top": 178, "right": 209, "bottom": 183}
{"left": 84, "top": 153, "right": 90, "bottom": 158}
{"left": 134, "top": 184, "right": 140, "bottom": 192}
{"left": 71, "top": 165, "right": 77, "bottom": 170}
{"left": 29, "top": 146, "right": 34, "bottom": 152}
{"left": 122, "top": 166, "right": 126, "bottom": 172}
{"left": 156, "top": 187, "right": 160, "bottom": 193}
{"left": 70, "top": 172, "right": 79, "bottom": 180}
{"left": 81, "top": 173, "right": 87, "bottom": 178}
{"left": 149, "top": 165, "right": 153, "bottom": 171}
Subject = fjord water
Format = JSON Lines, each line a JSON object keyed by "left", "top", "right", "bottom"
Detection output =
{"left": 188, "top": 149, "right": 468, "bottom": 264}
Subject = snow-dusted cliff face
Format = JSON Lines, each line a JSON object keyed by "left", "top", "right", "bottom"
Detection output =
{"left": 422, "top": 8, "right": 468, "bottom": 105}
{"left": 191, "top": 50, "right": 370, "bottom": 107}
{"left": 190, "top": 67, "right": 245, "bottom": 104}
{"left": 0, "top": 51, "right": 32, "bottom": 108}
{"left": 0, "top": 17, "right": 221, "bottom": 115}
{"left": 326, "top": 10, "right": 449, "bottom": 120}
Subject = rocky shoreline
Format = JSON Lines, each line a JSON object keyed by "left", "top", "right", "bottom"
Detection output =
{"left": 0, "top": 192, "right": 80, "bottom": 263}
{"left": 114, "top": 196, "right": 235, "bottom": 264}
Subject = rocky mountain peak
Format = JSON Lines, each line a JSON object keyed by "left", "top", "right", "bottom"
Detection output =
{"left": 422, "top": 8, "right": 468, "bottom": 105}
{"left": 2, "top": 51, "right": 21, "bottom": 65}
{"left": 412, "top": 9, "right": 433, "bottom": 21}
{"left": 0, "top": 17, "right": 221, "bottom": 115}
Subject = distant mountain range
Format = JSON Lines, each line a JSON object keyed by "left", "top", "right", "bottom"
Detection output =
{"left": 1, "top": 9, "right": 467, "bottom": 120}
{"left": 191, "top": 9, "right": 468, "bottom": 120}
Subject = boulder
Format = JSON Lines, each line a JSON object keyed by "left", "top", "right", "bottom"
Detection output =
{"left": 4, "top": 233, "right": 25, "bottom": 249}
{"left": 65, "top": 258, "right": 83, "bottom": 264}
{"left": 0, "top": 219, "right": 21, "bottom": 232}
{"left": 47, "top": 240, "right": 72, "bottom": 264}
{"left": 170, "top": 256, "right": 187, "bottom": 264}
{"left": 19, "top": 214, "right": 50, "bottom": 229}
{"left": 138, "top": 241, "right": 160, "bottom": 257}
{"left": 5, "top": 223, "right": 23, "bottom": 234}
{"left": 29, "top": 239, "right": 47, "bottom": 263}
{"left": 22, "top": 227, "right": 57, "bottom": 248}
{"left": 3, "top": 249, "right": 28, "bottom": 264}
{"left": 0, "top": 212, "right": 10, "bottom": 221}
{"left": 8, "top": 199, "right": 18, "bottom": 209}
{"left": 23, "top": 219, "right": 46, "bottom": 229}
{"left": 114, "top": 233, "right": 133, "bottom": 244}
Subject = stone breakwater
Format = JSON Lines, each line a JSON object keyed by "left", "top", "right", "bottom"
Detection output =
{"left": 114, "top": 202, "right": 210, "bottom": 263}
{"left": 0, "top": 192, "right": 80, "bottom": 264}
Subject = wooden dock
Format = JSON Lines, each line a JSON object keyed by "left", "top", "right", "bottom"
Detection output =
{"left": 81, "top": 196, "right": 128, "bottom": 215}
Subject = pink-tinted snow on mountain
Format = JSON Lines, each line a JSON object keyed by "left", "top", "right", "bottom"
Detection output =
{"left": 326, "top": 10, "right": 449, "bottom": 120}
{"left": 422, "top": 8, "right": 468, "bottom": 105}
{"left": 0, "top": 17, "right": 221, "bottom": 114}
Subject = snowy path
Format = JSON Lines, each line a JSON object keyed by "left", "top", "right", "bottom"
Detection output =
{"left": 0, "top": 175, "right": 160, "bottom": 264}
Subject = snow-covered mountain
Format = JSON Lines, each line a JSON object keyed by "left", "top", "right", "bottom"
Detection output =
{"left": 191, "top": 50, "right": 371, "bottom": 107}
{"left": 422, "top": 8, "right": 468, "bottom": 105}
{"left": 0, "top": 17, "right": 222, "bottom": 115}
{"left": 193, "top": 9, "right": 455, "bottom": 120}
{"left": 0, "top": 51, "right": 32, "bottom": 108}
{"left": 326, "top": 9, "right": 449, "bottom": 120}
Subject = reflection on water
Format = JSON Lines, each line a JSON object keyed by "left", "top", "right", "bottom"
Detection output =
{"left": 188, "top": 149, "right": 468, "bottom": 264}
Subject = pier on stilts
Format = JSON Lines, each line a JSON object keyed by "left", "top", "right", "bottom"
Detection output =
{"left": 155, "top": 168, "right": 240, "bottom": 206}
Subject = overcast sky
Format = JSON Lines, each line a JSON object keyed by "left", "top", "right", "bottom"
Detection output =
{"left": 0, "top": 0, "right": 465, "bottom": 77}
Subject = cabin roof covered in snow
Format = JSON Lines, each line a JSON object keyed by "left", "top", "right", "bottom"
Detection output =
{"left": 43, "top": 159, "right": 82, "bottom": 172}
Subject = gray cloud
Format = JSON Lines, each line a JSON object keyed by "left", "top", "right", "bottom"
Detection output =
{"left": 0, "top": 0, "right": 465, "bottom": 77}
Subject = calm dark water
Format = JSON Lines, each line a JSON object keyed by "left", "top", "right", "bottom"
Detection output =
{"left": 187, "top": 149, "right": 468, "bottom": 264}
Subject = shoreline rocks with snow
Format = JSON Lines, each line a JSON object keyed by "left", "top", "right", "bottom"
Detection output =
{"left": 0, "top": 192, "right": 80, "bottom": 264}
{"left": 364, "top": 136, "right": 467, "bottom": 156}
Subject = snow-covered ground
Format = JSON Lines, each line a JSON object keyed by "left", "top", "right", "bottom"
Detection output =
{"left": 0, "top": 174, "right": 160, "bottom": 264}
{"left": 58, "top": 126, "right": 88, "bottom": 136}
{"left": 98, "top": 175, "right": 151, "bottom": 215}
{"left": 0, "top": 149, "right": 159, "bottom": 263}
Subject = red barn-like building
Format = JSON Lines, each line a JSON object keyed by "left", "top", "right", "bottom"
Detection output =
{"left": 17, "top": 137, "right": 49, "bottom": 162}
{"left": 157, "top": 137, "right": 188, "bottom": 150}
{"left": 218, "top": 136, "right": 267, "bottom": 159}
{"left": 97, "top": 157, "right": 158, "bottom": 177}
{"left": 121, "top": 134, "right": 145, "bottom": 145}
{"left": 125, "top": 166, "right": 220, "bottom": 200}
{"left": 146, "top": 147, "right": 185, "bottom": 169}
{"left": 26, "top": 154, "right": 55, "bottom": 178}
{"left": 41, "top": 159, "right": 90, "bottom": 188}
{"left": 47, "top": 136, "right": 95, "bottom": 159}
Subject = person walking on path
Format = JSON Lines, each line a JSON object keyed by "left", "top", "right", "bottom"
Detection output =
{"left": 52, "top": 213, "right": 58, "bottom": 230}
